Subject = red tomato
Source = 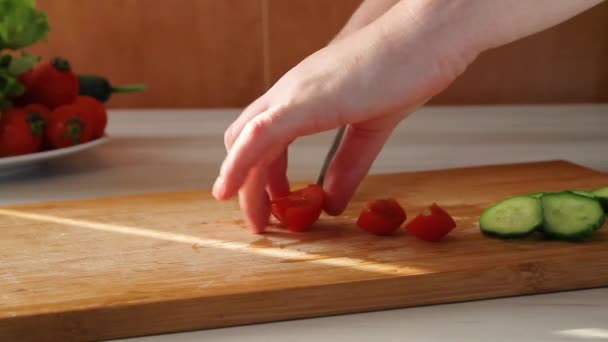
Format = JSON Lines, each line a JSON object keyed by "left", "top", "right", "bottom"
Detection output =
{"left": 26, "top": 57, "right": 79, "bottom": 109}
{"left": 0, "top": 108, "right": 45, "bottom": 156}
{"left": 271, "top": 184, "right": 324, "bottom": 232}
{"left": 357, "top": 198, "right": 407, "bottom": 235}
{"left": 23, "top": 104, "right": 51, "bottom": 123}
{"left": 74, "top": 96, "right": 107, "bottom": 139}
{"left": 23, "top": 104, "right": 52, "bottom": 150}
{"left": 12, "top": 69, "right": 37, "bottom": 106}
{"left": 47, "top": 104, "right": 94, "bottom": 148}
{"left": 405, "top": 203, "right": 456, "bottom": 242}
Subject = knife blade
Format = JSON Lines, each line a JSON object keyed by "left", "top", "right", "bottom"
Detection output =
{"left": 316, "top": 125, "right": 346, "bottom": 186}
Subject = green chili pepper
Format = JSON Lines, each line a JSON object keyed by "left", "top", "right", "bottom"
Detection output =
{"left": 77, "top": 75, "right": 146, "bottom": 103}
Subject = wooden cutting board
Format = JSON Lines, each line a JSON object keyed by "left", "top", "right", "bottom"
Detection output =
{"left": 2, "top": 160, "right": 608, "bottom": 341}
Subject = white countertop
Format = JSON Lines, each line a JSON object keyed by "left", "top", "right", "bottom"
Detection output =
{"left": 2, "top": 105, "right": 608, "bottom": 341}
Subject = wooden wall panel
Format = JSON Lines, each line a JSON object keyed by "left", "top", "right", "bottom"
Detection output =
{"left": 30, "top": 0, "right": 264, "bottom": 108}
{"left": 26, "top": 0, "right": 608, "bottom": 108}
{"left": 265, "top": 0, "right": 362, "bottom": 87}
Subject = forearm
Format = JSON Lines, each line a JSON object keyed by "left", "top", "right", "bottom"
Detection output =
{"left": 336, "top": 0, "right": 606, "bottom": 82}
{"left": 390, "top": 0, "right": 606, "bottom": 53}
{"left": 484, "top": 0, "right": 605, "bottom": 47}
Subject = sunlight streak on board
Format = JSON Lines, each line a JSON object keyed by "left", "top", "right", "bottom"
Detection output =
{"left": 0, "top": 209, "right": 426, "bottom": 276}
{"left": 555, "top": 328, "right": 608, "bottom": 340}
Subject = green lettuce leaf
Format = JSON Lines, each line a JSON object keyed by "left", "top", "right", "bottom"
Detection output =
{"left": 7, "top": 50, "right": 40, "bottom": 75}
{"left": 0, "top": 51, "right": 41, "bottom": 110}
{"left": 0, "top": 0, "right": 50, "bottom": 50}
{"left": 0, "top": 69, "right": 24, "bottom": 110}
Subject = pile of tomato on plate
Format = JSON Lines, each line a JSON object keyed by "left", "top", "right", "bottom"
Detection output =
{"left": 271, "top": 184, "right": 457, "bottom": 241}
{"left": 0, "top": 58, "right": 109, "bottom": 158}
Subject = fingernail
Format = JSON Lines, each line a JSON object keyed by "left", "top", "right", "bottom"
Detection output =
{"left": 212, "top": 176, "right": 225, "bottom": 199}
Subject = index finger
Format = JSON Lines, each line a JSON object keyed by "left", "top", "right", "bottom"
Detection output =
{"left": 212, "top": 103, "right": 340, "bottom": 201}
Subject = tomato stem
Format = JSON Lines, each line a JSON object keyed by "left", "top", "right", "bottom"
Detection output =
{"left": 26, "top": 113, "right": 45, "bottom": 137}
{"left": 51, "top": 57, "right": 72, "bottom": 72}
{"left": 63, "top": 117, "right": 85, "bottom": 144}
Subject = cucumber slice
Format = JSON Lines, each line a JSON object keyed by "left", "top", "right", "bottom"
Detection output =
{"left": 529, "top": 190, "right": 595, "bottom": 199}
{"left": 592, "top": 186, "right": 608, "bottom": 211}
{"left": 480, "top": 196, "right": 543, "bottom": 238}
{"left": 540, "top": 192, "right": 605, "bottom": 240}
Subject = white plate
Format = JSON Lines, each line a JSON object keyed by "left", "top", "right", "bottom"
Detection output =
{"left": 0, "top": 136, "right": 109, "bottom": 177}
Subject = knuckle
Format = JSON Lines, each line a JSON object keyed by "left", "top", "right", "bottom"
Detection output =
{"left": 224, "top": 126, "right": 236, "bottom": 149}
{"left": 245, "top": 105, "right": 288, "bottom": 140}
{"left": 243, "top": 116, "right": 272, "bottom": 140}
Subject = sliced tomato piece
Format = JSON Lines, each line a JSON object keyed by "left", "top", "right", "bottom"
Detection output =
{"left": 357, "top": 198, "right": 406, "bottom": 236}
{"left": 405, "top": 203, "right": 456, "bottom": 242}
{"left": 271, "top": 184, "right": 324, "bottom": 232}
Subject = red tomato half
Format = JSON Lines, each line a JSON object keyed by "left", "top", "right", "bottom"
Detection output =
{"left": 405, "top": 203, "right": 456, "bottom": 242}
{"left": 271, "top": 184, "right": 324, "bottom": 232}
{"left": 357, "top": 198, "right": 407, "bottom": 235}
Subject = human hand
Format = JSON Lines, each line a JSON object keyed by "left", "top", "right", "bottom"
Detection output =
{"left": 214, "top": 0, "right": 604, "bottom": 233}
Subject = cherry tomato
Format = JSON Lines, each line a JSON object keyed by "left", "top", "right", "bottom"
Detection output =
{"left": 271, "top": 184, "right": 324, "bottom": 232}
{"left": 405, "top": 203, "right": 456, "bottom": 242}
{"left": 47, "top": 104, "right": 94, "bottom": 148}
{"left": 11, "top": 69, "right": 37, "bottom": 106}
{"left": 357, "top": 198, "right": 407, "bottom": 235}
{"left": 22, "top": 104, "right": 52, "bottom": 150}
{"left": 74, "top": 96, "right": 107, "bottom": 139}
{"left": 23, "top": 104, "right": 51, "bottom": 122}
{"left": 0, "top": 108, "right": 45, "bottom": 157}
{"left": 25, "top": 57, "right": 79, "bottom": 109}
{"left": 1, "top": 106, "right": 48, "bottom": 124}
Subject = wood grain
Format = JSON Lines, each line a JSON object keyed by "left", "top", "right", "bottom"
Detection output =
{"left": 26, "top": 0, "right": 608, "bottom": 108}
{"left": 1, "top": 161, "right": 608, "bottom": 341}
{"left": 265, "top": 0, "right": 362, "bottom": 87}
{"left": 30, "top": 0, "right": 265, "bottom": 108}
